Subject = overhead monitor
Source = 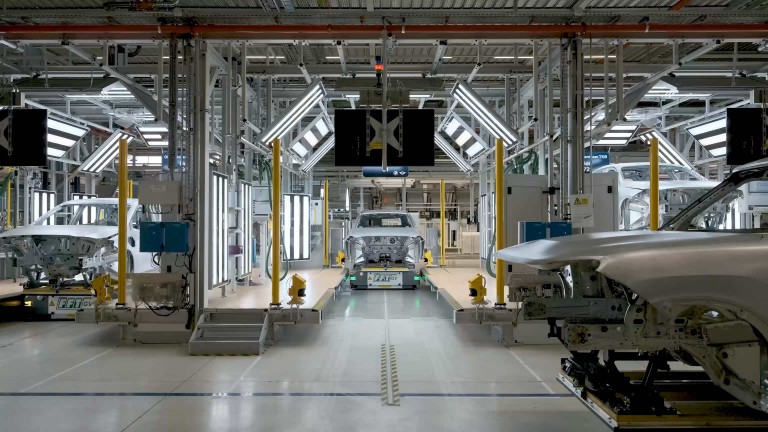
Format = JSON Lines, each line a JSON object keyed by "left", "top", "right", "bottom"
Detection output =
{"left": 0, "top": 108, "right": 48, "bottom": 166}
{"left": 334, "top": 109, "right": 435, "bottom": 166}
{"left": 726, "top": 108, "right": 768, "bottom": 166}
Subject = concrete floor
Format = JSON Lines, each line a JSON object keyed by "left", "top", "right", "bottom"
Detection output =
{"left": 0, "top": 286, "right": 607, "bottom": 432}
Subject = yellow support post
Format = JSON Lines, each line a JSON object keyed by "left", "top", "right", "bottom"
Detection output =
{"left": 128, "top": 180, "right": 133, "bottom": 199}
{"left": 6, "top": 177, "right": 11, "bottom": 229}
{"left": 440, "top": 179, "right": 446, "bottom": 267}
{"left": 271, "top": 139, "right": 281, "bottom": 307}
{"left": 650, "top": 137, "right": 660, "bottom": 231}
{"left": 117, "top": 138, "right": 128, "bottom": 307}
{"left": 323, "top": 180, "right": 329, "bottom": 268}
{"left": 495, "top": 138, "right": 505, "bottom": 308}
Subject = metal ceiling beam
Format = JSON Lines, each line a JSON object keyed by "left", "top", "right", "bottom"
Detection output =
{"left": 335, "top": 41, "right": 348, "bottom": 76}
{"left": 25, "top": 99, "right": 113, "bottom": 132}
{"left": 5, "top": 23, "right": 768, "bottom": 41}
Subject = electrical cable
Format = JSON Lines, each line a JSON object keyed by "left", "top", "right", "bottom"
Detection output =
{"left": 260, "top": 157, "right": 288, "bottom": 281}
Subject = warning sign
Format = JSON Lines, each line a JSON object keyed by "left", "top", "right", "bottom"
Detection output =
{"left": 570, "top": 193, "right": 594, "bottom": 228}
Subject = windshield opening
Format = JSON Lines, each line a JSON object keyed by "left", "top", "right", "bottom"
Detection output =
{"left": 622, "top": 165, "right": 704, "bottom": 182}
{"left": 357, "top": 214, "right": 412, "bottom": 228}
{"left": 37, "top": 204, "right": 129, "bottom": 226}
{"left": 663, "top": 168, "right": 768, "bottom": 232}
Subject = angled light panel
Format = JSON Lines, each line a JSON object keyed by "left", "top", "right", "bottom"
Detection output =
{"left": 637, "top": 129, "right": 695, "bottom": 169}
{"left": 288, "top": 114, "right": 332, "bottom": 159}
{"left": 451, "top": 81, "right": 519, "bottom": 147}
{"left": 256, "top": 80, "right": 327, "bottom": 146}
{"left": 594, "top": 123, "right": 639, "bottom": 146}
{"left": 685, "top": 117, "right": 727, "bottom": 158}
{"left": 435, "top": 133, "right": 472, "bottom": 173}
{"left": 47, "top": 118, "right": 89, "bottom": 158}
{"left": 282, "top": 193, "right": 311, "bottom": 261}
{"left": 300, "top": 136, "right": 335, "bottom": 173}
{"left": 80, "top": 131, "right": 134, "bottom": 174}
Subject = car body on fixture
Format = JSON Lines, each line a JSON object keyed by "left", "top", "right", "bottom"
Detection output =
{"left": 497, "top": 157, "right": 768, "bottom": 414}
{"left": 0, "top": 198, "right": 156, "bottom": 287}
{"left": 344, "top": 210, "right": 425, "bottom": 289}
{"left": 592, "top": 162, "right": 719, "bottom": 230}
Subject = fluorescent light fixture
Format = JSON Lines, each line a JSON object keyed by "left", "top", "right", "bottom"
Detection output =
{"left": 143, "top": 134, "right": 163, "bottom": 139}
{"left": 451, "top": 81, "right": 519, "bottom": 147}
{"left": 442, "top": 56, "right": 453, "bottom": 59}
{"left": 247, "top": 55, "right": 286, "bottom": 59}
{"left": 326, "top": 56, "right": 340, "bottom": 59}
{"left": 300, "top": 136, "right": 335, "bottom": 173}
{"left": 256, "top": 80, "right": 326, "bottom": 146}
{"left": 594, "top": 123, "right": 638, "bottom": 146}
{"left": 410, "top": 94, "right": 431, "bottom": 98}
{"left": 435, "top": 133, "right": 472, "bottom": 173}
{"left": 455, "top": 130, "right": 472, "bottom": 147}
{"left": 147, "top": 140, "right": 169, "bottom": 147}
{"left": 282, "top": 194, "right": 311, "bottom": 261}
{"left": 303, "top": 129, "right": 319, "bottom": 147}
{"left": 292, "top": 142, "right": 309, "bottom": 157}
{"left": 444, "top": 119, "right": 461, "bottom": 136}
{"left": 344, "top": 94, "right": 358, "bottom": 98}
{"left": 211, "top": 172, "right": 228, "bottom": 286}
{"left": 128, "top": 155, "right": 163, "bottom": 166}
{"left": 685, "top": 117, "right": 727, "bottom": 158}
{"left": 47, "top": 117, "right": 89, "bottom": 159}
{"left": 138, "top": 125, "right": 168, "bottom": 133}
{"left": 238, "top": 182, "right": 253, "bottom": 277}
{"left": 638, "top": 129, "right": 695, "bottom": 169}
{"left": 79, "top": 131, "right": 134, "bottom": 174}
{"left": 465, "top": 142, "right": 484, "bottom": 157}
{"left": 32, "top": 190, "right": 56, "bottom": 225}
{"left": 494, "top": 55, "right": 615, "bottom": 60}
{"left": 315, "top": 119, "right": 329, "bottom": 136}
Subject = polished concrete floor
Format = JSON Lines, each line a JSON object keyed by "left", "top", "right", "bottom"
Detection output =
{"left": 0, "top": 286, "right": 607, "bottom": 432}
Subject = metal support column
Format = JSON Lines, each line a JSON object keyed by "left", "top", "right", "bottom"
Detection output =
{"left": 193, "top": 38, "right": 212, "bottom": 314}
{"left": 117, "top": 137, "right": 128, "bottom": 307}
{"left": 271, "top": 139, "right": 281, "bottom": 307}
{"left": 440, "top": 179, "right": 446, "bottom": 267}
{"left": 323, "top": 180, "right": 329, "bottom": 267}
{"left": 494, "top": 138, "right": 505, "bottom": 308}
{"left": 567, "top": 38, "right": 585, "bottom": 197}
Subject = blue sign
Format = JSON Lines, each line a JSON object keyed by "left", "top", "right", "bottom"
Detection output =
{"left": 362, "top": 166, "right": 409, "bottom": 178}
{"left": 584, "top": 152, "right": 610, "bottom": 173}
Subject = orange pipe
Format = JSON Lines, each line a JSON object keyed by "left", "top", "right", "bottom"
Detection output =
{"left": 2, "top": 24, "right": 768, "bottom": 39}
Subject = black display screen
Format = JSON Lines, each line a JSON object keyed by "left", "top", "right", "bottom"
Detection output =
{"left": 0, "top": 109, "right": 48, "bottom": 166}
{"left": 726, "top": 108, "right": 767, "bottom": 166}
{"left": 334, "top": 109, "right": 435, "bottom": 166}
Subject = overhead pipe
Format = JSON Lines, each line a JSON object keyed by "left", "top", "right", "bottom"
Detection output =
{"left": 4, "top": 24, "right": 768, "bottom": 40}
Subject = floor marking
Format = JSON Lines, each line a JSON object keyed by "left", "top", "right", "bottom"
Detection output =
{"left": 0, "top": 391, "right": 571, "bottom": 398}
{"left": 21, "top": 348, "right": 114, "bottom": 392}
{"left": 381, "top": 291, "right": 398, "bottom": 406}
{"left": 508, "top": 349, "right": 556, "bottom": 394}
{"left": 227, "top": 356, "right": 264, "bottom": 393}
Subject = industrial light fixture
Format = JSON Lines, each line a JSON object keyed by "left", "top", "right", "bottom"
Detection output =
{"left": 238, "top": 181, "right": 253, "bottom": 278}
{"left": 247, "top": 55, "right": 286, "bottom": 59}
{"left": 451, "top": 81, "right": 519, "bottom": 147}
{"left": 494, "top": 55, "right": 615, "bottom": 60}
{"left": 594, "top": 123, "right": 639, "bottom": 146}
{"left": 288, "top": 114, "right": 333, "bottom": 158}
{"left": 32, "top": 190, "right": 56, "bottom": 225}
{"left": 79, "top": 131, "right": 134, "bottom": 174}
{"left": 139, "top": 124, "right": 169, "bottom": 147}
{"left": 71, "top": 193, "right": 98, "bottom": 224}
{"left": 211, "top": 172, "right": 229, "bottom": 287}
{"left": 410, "top": 94, "right": 431, "bottom": 99}
{"left": 283, "top": 193, "right": 311, "bottom": 261}
{"left": 300, "top": 136, "right": 335, "bottom": 173}
{"left": 47, "top": 117, "right": 89, "bottom": 158}
{"left": 440, "top": 114, "right": 487, "bottom": 156}
{"left": 326, "top": 56, "right": 340, "bottom": 60}
{"left": 435, "top": 133, "right": 473, "bottom": 173}
{"left": 256, "top": 80, "right": 327, "bottom": 147}
{"left": 685, "top": 117, "right": 727, "bottom": 158}
{"left": 637, "top": 129, "right": 695, "bottom": 169}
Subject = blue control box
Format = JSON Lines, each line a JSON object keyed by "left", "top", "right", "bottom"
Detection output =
{"left": 163, "top": 222, "right": 189, "bottom": 253}
{"left": 139, "top": 221, "right": 189, "bottom": 253}
{"left": 548, "top": 222, "right": 573, "bottom": 238}
{"left": 519, "top": 221, "right": 548, "bottom": 243}
{"left": 139, "top": 222, "right": 165, "bottom": 253}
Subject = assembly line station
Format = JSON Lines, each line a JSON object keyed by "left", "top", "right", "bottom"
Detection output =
{"left": 4, "top": 1, "right": 768, "bottom": 431}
